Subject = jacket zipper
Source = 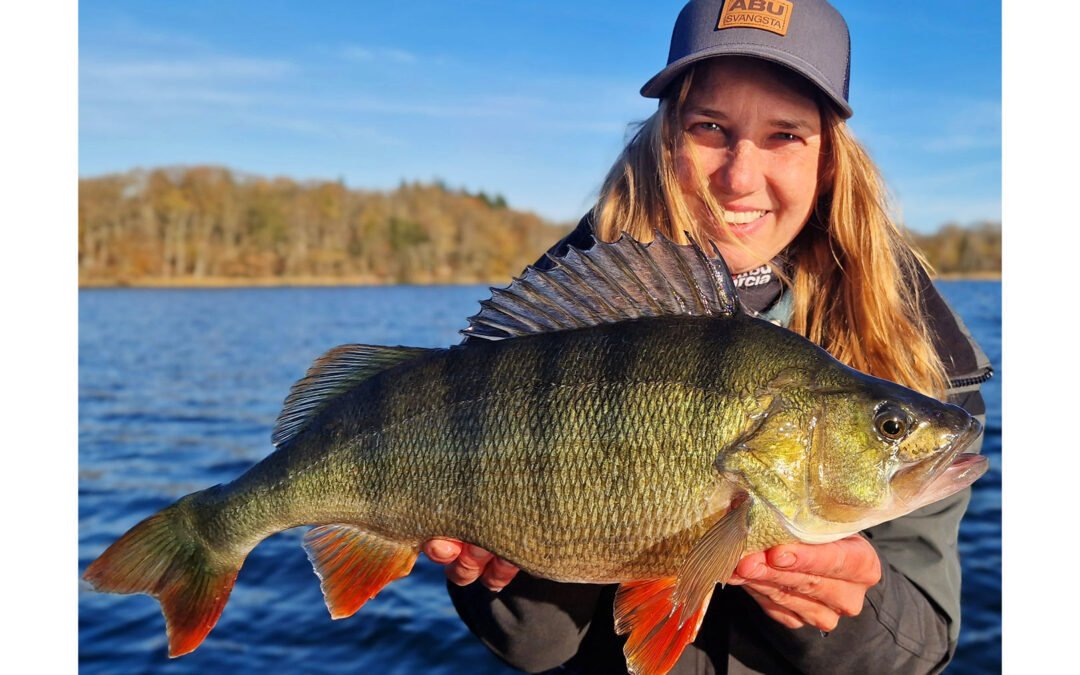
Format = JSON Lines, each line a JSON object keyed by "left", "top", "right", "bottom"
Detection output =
{"left": 949, "top": 367, "right": 994, "bottom": 389}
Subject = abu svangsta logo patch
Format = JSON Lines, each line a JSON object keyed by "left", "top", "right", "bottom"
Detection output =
{"left": 717, "top": 0, "right": 793, "bottom": 36}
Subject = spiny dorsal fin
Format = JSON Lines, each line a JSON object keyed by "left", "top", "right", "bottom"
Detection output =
{"left": 461, "top": 231, "right": 741, "bottom": 341}
{"left": 271, "top": 344, "right": 434, "bottom": 447}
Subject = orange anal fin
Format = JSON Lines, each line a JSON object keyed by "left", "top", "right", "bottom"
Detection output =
{"left": 614, "top": 577, "right": 713, "bottom": 675}
{"left": 81, "top": 506, "right": 242, "bottom": 658}
{"left": 302, "top": 525, "right": 418, "bottom": 619}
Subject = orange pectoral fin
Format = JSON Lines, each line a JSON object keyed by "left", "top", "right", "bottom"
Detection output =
{"left": 671, "top": 492, "right": 750, "bottom": 625}
{"left": 612, "top": 497, "right": 750, "bottom": 675}
{"left": 614, "top": 577, "right": 713, "bottom": 675}
{"left": 302, "top": 525, "right": 418, "bottom": 619}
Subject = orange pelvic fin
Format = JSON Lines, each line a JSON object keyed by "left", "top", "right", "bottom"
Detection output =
{"left": 82, "top": 505, "right": 241, "bottom": 657}
{"left": 302, "top": 525, "right": 418, "bottom": 619}
{"left": 614, "top": 577, "right": 713, "bottom": 675}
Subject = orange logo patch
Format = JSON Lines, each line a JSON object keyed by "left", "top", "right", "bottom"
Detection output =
{"left": 717, "top": 0, "right": 793, "bottom": 36}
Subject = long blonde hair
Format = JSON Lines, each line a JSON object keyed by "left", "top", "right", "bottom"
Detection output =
{"left": 591, "top": 63, "right": 949, "bottom": 398}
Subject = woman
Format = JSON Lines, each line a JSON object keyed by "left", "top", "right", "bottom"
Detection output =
{"left": 425, "top": 1, "right": 991, "bottom": 673}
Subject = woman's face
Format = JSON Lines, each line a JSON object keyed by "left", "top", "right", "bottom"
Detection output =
{"left": 676, "top": 58, "right": 824, "bottom": 273}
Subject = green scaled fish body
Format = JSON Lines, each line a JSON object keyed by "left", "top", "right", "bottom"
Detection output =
{"left": 216, "top": 316, "right": 783, "bottom": 579}
{"left": 83, "top": 234, "right": 987, "bottom": 675}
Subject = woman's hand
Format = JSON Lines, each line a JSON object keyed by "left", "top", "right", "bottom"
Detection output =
{"left": 422, "top": 538, "right": 520, "bottom": 592}
{"left": 726, "top": 535, "right": 882, "bottom": 632}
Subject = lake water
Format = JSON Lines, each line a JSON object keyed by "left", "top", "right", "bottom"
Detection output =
{"left": 78, "top": 281, "right": 1001, "bottom": 673}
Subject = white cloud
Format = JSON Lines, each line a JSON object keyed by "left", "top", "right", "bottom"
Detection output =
{"left": 82, "top": 57, "right": 297, "bottom": 83}
{"left": 892, "top": 161, "right": 1001, "bottom": 191}
{"left": 85, "top": 14, "right": 213, "bottom": 53}
{"left": 918, "top": 135, "right": 1000, "bottom": 153}
{"left": 79, "top": 55, "right": 300, "bottom": 127}
{"left": 234, "top": 113, "right": 405, "bottom": 145}
{"left": 897, "top": 197, "right": 1002, "bottom": 232}
{"left": 855, "top": 94, "right": 1001, "bottom": 155}
{"left": 83, "top": 85, "right": 256, "bottom": 107}
{"left": 339, "top": 45, "right": 418, "bottom": 64}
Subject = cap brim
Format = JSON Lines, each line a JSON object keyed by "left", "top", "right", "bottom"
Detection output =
{"left": 640, "top": 47, "right": 853, "bottom": 119}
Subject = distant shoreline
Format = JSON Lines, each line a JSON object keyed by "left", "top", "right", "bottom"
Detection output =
{"left": 934, "top": 273, "right": 1002, "bottom": 281}
{"left": 79, "top": 272, "right": 1002, "bottom": 289}
{"left": 78, "top": 276, "right": 501, "bottom": 289}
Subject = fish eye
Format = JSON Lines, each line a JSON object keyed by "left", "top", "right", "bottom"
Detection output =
{"left": 874, "top": 405, "right": 910, "bottom": 440}
{"left": 880, "top": 418, "right": 904, "bottom": 437}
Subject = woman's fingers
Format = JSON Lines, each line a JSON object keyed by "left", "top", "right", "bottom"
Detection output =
{"left": 729, "top": 536, "right": 882, "bottom": 631}
{"left": 734, "top": 564, "right": 867, "bottom": 617}
{"left": 481, "top": 555, "right": 521, "bottom": 591}
{"left": 743, "top": 580, "right": 842, "bottom": 631}
{"left": 446, "top": 544, "right": 495, "bottom": 586}
{"left": 762, "top": 538, "right": 881, "bottom": 588}
{"left": 742, "top": 586, "right": 807, "bottom": 630}
{"left": 422, "top": 539, "right": 519, "bottom": 591}
{"left": 422, "top": 538, "right": 463, "bottom": 564}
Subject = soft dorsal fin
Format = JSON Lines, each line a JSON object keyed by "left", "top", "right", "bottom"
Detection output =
{"left": 461, "top": 231, "right": 741, "bottom": 341}
{"left": 271, "top": 344, "right": 434, "bottom": 447}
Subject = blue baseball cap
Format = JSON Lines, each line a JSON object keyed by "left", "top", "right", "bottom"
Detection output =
{"left": 641, "top": 0, "right": 853, "bottom": 118}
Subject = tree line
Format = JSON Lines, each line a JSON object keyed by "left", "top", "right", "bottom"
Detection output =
{"left": 910, "top": 221, "right": 1001, "bottom": 277}
{"left": 78, "top": 166, "right": 1001, "bottom": 286}
{"left": 78, "top": 166, "right": 567, "bottom": 286}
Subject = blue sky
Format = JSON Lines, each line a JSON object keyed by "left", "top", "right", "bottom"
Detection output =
{"left": 78, "top": 1, "right": 1000, "bottom": 233}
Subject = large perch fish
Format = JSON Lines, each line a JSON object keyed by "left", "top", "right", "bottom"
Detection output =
{"left": 83, "top": 234, "right": 986, "bottom": 675}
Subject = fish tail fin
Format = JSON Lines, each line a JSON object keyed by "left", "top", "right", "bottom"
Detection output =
{"left": 82, "top": 489, "right": 244, "bottom": 657}
{"left": 303, "top": 525, "right": 418, "bottom": 619}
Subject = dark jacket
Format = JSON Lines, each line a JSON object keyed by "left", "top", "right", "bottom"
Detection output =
{"left": 449, "top": 216, "right": 992, "bottom": 675}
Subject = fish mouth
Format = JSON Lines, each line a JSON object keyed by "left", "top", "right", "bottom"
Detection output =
{"left": 892, "top": 416, "right": 988, "bottom": 506}
{"left": 940, "top": 451, "right": 990, "bottom": 485}
{"left": 941, "top": 415, "right": 987, "bottom": 481}
{"left": 945, "top": 414, "right": 984, "bottom": 460}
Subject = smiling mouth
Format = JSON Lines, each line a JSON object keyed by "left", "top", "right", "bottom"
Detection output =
{"left": 720, "top": 209, "right": 768, "bottom": 225}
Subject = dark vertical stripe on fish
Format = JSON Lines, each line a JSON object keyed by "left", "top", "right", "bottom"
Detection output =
{"left": 447, "top": 343, "right": 495, "bottom": 535}
{"left": 690, "top": 320, "right": 722, "bottom": 391}
{"left": 411, "top": 351, "right": 453, "bottom": 532}
{"left": 598, "top": 324, "right": 636, "bottom": 446}
{"left": 375, "top": 369, "right": 401, "bottom": 509}
{"left": 531, "top": 330, "right": 570, "bottom": 544}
